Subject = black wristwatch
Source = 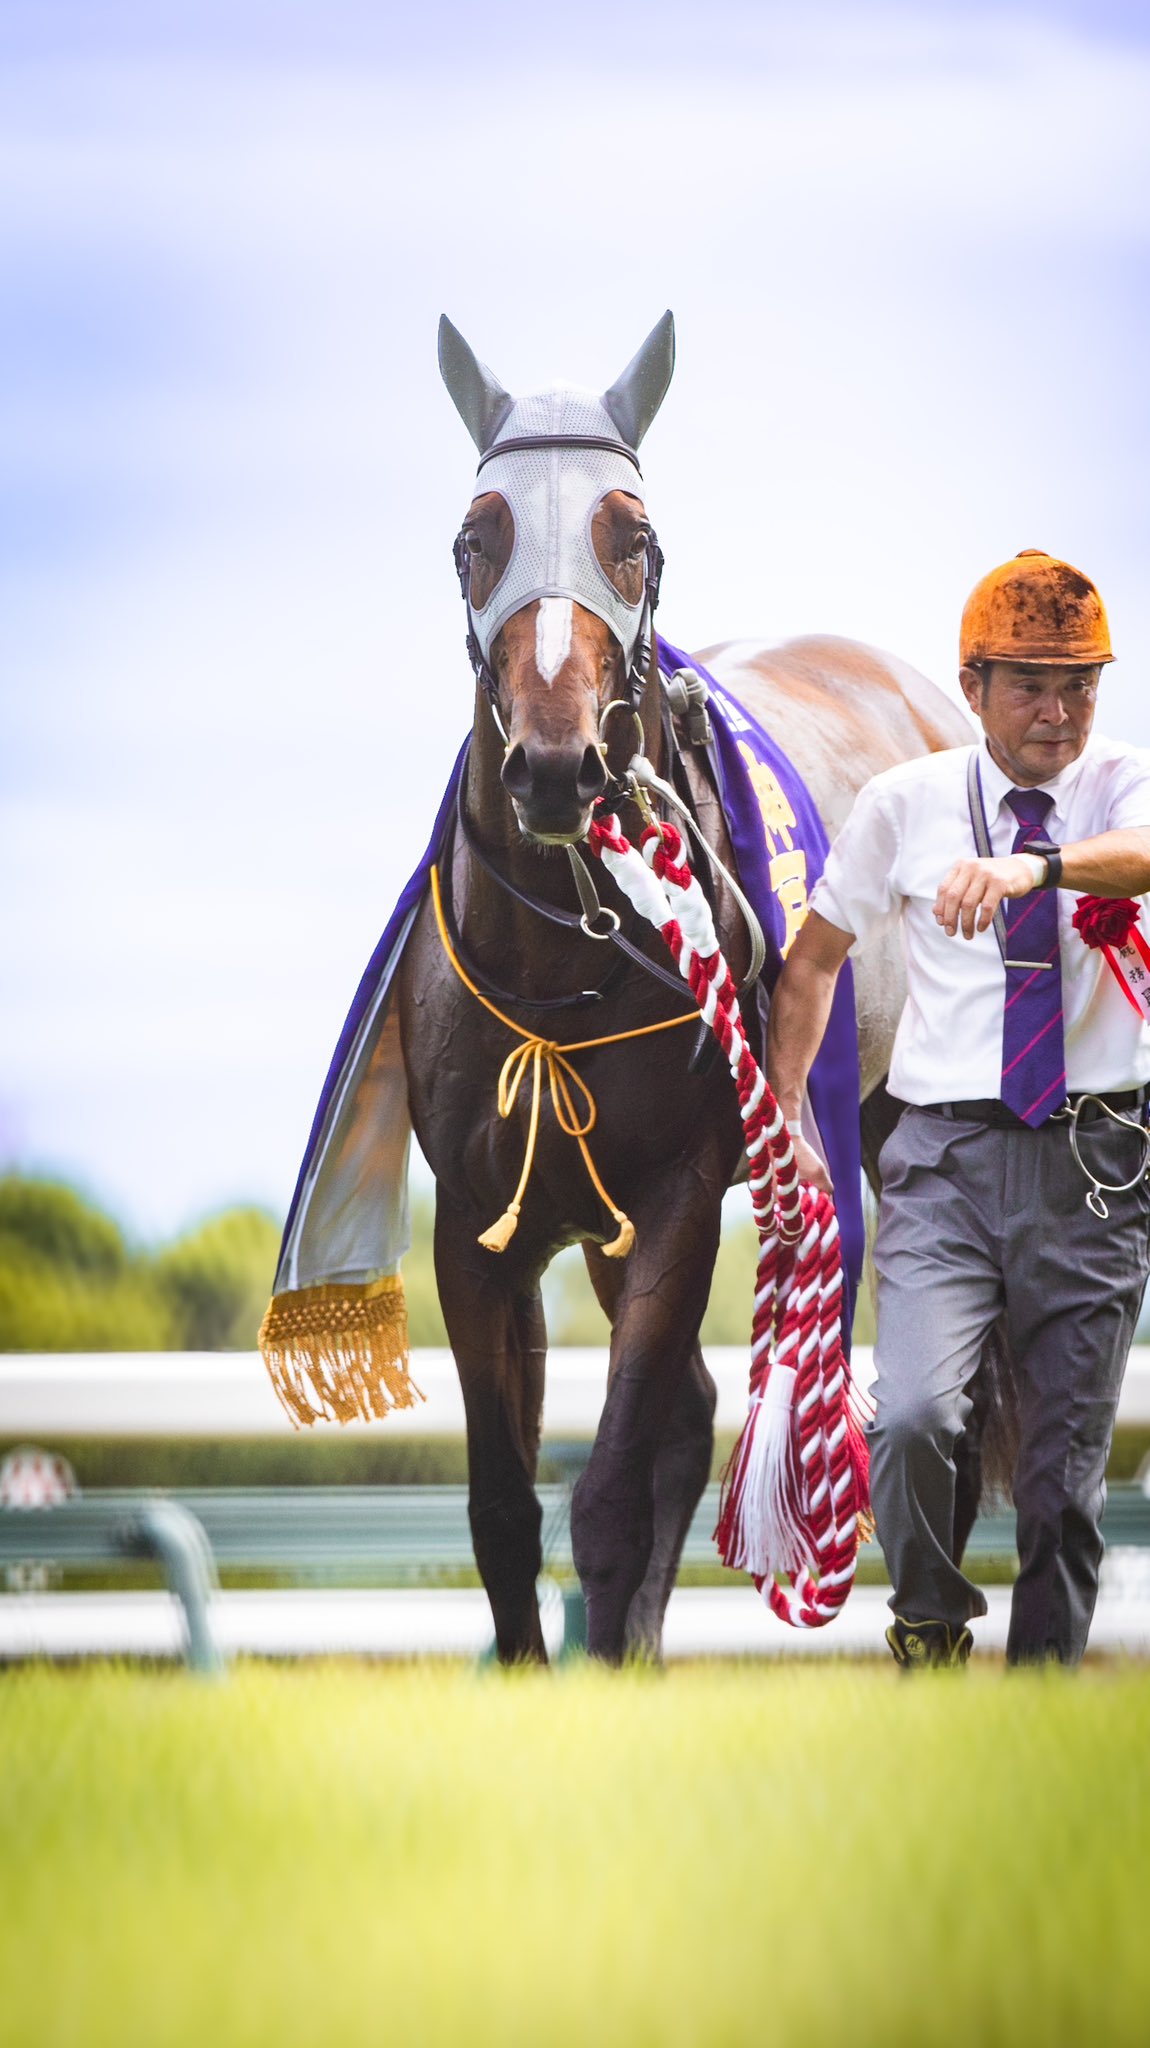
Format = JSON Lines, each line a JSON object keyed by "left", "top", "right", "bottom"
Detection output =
{"left": 1026, "top": 840, "right": 1063, "bottom": 889}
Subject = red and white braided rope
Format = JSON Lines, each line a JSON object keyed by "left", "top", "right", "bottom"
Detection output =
{"left": 588, "top": 810, "right": 872, "bottom": 1629}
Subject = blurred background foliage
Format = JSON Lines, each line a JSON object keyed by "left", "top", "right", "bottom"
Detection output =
{"left": 0, "top": 1176, "right": 279, "bottom": 1352}
{"left": 0, "top": 1174, "right": 801, "bottom": 1352}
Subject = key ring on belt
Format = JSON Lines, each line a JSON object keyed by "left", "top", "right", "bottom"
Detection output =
{"left": 1057, "top": 1094, "right": 1150, "bottom": 1218}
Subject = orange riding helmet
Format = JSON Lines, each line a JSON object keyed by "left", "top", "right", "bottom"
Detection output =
{"left": 960, "top": 549, "right": 1114, "bottom": 668}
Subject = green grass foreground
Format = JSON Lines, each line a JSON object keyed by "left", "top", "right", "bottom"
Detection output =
{"left": 3, "top": 1660, "right": 1148, "bottom": 2048}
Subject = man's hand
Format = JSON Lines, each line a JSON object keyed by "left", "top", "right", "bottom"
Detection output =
{"left": 933, "top": 855, "right": 1041, "bottom": 939}
{"left": 790, "top": 1129, "right": 833, "bottom": 1196}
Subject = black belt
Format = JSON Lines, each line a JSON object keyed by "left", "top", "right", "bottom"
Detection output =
{"left": 922, "top": 1088, "right": 1149, "bottom": 1128}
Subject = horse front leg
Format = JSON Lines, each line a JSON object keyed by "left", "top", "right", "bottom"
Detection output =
{"left": 434, "top": 1195, "right": 548, "bottom": 1664}
{"left": 582, "top": 1243, "right": 717, "bottom": 1661}
{"left": 572, "top": 1172, "right": 724, "bottom": 1662}
{"left": 625, "top": 1343, "right": 716, "bottom": 1657}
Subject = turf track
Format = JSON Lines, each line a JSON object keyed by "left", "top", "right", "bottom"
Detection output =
{"left": 3, "top": 1660, "right": 1147, "bottom": 2047}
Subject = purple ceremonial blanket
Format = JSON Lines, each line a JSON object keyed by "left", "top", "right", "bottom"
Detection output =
{"left": 279, "top": 738, "right": 469, "bottom": 1254}
{"left": 275, "top": 655, "right": 864, "bottom": 1331}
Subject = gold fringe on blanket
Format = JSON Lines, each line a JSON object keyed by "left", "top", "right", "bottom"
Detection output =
{"left": 258, "top": 1274, "right": 422, "bottom": 1428}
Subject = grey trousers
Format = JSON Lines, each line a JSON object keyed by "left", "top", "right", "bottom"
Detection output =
{"left": 870, "top": 1105, "right": 1150, "bottom": 1663}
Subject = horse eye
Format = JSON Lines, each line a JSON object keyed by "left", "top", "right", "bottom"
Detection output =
{"left": 466, "top": 531, "right": 483, "bottom": 556}
{"left": 628, "top": 533, "right": 649, "bottom": 558}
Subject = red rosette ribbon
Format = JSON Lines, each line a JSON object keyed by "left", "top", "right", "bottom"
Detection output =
{"left": 1072, "top": 895, "right": 1142, "bottom": 951}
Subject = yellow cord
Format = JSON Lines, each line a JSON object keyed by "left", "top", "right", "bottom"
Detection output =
{"left": 429, "top": 862, "right": 698, "bottom": 1255}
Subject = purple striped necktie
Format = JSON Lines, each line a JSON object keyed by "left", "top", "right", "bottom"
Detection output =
{"left": 1000, "top": 787, "right": 1065, "bottom": 1126}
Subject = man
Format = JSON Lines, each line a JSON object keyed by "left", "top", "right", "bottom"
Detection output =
{"left": 767, "top": 549, "right": 1150, "bottom": 1667}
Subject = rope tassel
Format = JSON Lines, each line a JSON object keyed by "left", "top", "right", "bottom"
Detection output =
{"left": 602, "top": 1212, "right": 635, "bottom": 1258}
{"left": 478, "top": 1205, "right": 521, "bottom": 1253}
{"left": 258, "top": 1275, "right": 421, "bottom": 1429}
{"left": 714, "top": 1363, "right": 809, "bottom": 1577}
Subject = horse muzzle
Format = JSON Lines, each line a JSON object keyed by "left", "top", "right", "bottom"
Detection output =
{"left": 501, "top": 736, "right": 608, "bottom": 843}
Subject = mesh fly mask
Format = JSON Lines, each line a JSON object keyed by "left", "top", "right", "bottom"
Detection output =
{"left": 440, "top": 314, "right": 675, "bottom": 711}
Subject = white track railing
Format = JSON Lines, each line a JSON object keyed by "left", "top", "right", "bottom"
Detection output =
{"left": 3, "top": 1347, "right": 1150, "bottom": 1437}
{"left": 0, "top": 1348, "right": 872, "bottom": 1438}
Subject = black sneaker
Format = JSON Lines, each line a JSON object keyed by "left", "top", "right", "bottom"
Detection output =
{"left": 886, "top": 1616, "right": 973, "bottom": 1670}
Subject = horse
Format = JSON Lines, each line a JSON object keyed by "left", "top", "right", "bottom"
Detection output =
{"left": 396, "top": 313, "right": 973, "bottom": 1663}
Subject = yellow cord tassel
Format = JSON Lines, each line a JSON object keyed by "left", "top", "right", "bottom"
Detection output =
{"left": 258, "top": 1274, "right": 422, "bottom": 1429}
{"left": 478, "top": 1205, "right": 521, "bottom": 1253}
{"left": 480, "top": 1033, "right": 639, "bottom": 1258}
{"left": 603, "top": 1213, "right": 635, "bottom": 1259}
{"left": 429, "top": 864, "right": 693, "bottom": 1260}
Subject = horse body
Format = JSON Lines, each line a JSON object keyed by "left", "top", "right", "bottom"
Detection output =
{"left": 396, "top": 315, "right": 975, "bottom": 1662}
{"left": 399, "top": 614, "right": 971, "bottom": 1662}
{"left": 398, "top": 683, "right": 747, "bottom": 1662}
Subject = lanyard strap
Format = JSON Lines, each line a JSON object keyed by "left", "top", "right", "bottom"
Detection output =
{"left": 964, "top": 749, "right": 1055, "bottom": 973}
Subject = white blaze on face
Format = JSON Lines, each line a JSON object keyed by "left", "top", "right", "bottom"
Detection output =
{"left": 534, "top": 597, "right": 573, "bottom": 685}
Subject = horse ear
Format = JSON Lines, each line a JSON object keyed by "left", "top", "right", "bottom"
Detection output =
{"left": 438, "top": 316, "right": 514, "bottom": 454}
{"left": 602, "top": 311, "right": 675, "bottom": 449}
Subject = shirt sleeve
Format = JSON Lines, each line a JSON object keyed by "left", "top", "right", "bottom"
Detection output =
{"left": 1107, "top": 748, "right": 1150, "bottom": 831}
{"left": 809, "top": 776, "right": 903, "bottom": 947}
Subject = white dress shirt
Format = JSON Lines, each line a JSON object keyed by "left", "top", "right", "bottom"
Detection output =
{"left": 811, "top": 732, "right": 1150, "bottom": 1103}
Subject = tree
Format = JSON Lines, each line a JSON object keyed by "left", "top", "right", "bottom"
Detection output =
{"left": 0, "top": 1176, "right": 174, "bottom": 1350}
{"left": 402, "top": 1195, "right": 450, "bottom": 1346}
{"left": 153, "top": 1207, "right": 282, "bottom": 1351}
{"left": 0, "top": 1177, "right": 280, "bottom": 1353}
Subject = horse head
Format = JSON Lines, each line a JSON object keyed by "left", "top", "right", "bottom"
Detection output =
{"left": 439, "top": 312, "right": 675, "bottom": 842}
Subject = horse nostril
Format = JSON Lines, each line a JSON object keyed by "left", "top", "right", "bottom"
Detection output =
{"left": 501, "top": 744, "right": 532, "bottom": 801}
{"left": 576, "top": 745, "right": 608, "bottom": 804}
{"left": 501, "top": 737, "right": 606, "bottom": 828}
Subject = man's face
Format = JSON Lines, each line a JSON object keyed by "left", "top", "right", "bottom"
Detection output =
{"left": 959, "top": 660, "right": 1102, "bottom": 786}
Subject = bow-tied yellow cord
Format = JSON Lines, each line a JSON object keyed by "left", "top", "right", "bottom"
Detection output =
{"left": 429, "top": 863, "right": 698, "bottom": 1255}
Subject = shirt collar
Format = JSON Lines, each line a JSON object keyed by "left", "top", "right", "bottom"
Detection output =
{"left": 977, "top": 733, "right": 1090, "bottom": 829}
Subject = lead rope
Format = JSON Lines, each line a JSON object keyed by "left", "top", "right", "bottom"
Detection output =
{"left": 588, "top": 809, "right": 874, "bottom": 1629}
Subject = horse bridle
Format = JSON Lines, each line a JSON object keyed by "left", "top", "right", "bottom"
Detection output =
{"left": 444, "top": 747, "right": 693, "bottom": 1011}
{"left": 448, "top": 439, "right": 764, "bottom": 1015}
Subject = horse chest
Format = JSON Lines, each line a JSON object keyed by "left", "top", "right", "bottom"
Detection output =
{"left": 404, "top": 972, "right": 740, "bottom": 1226}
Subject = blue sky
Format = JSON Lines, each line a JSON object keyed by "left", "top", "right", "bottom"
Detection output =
{"left": 2, "top": 1, "right": 1148, "bottom": 1235}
